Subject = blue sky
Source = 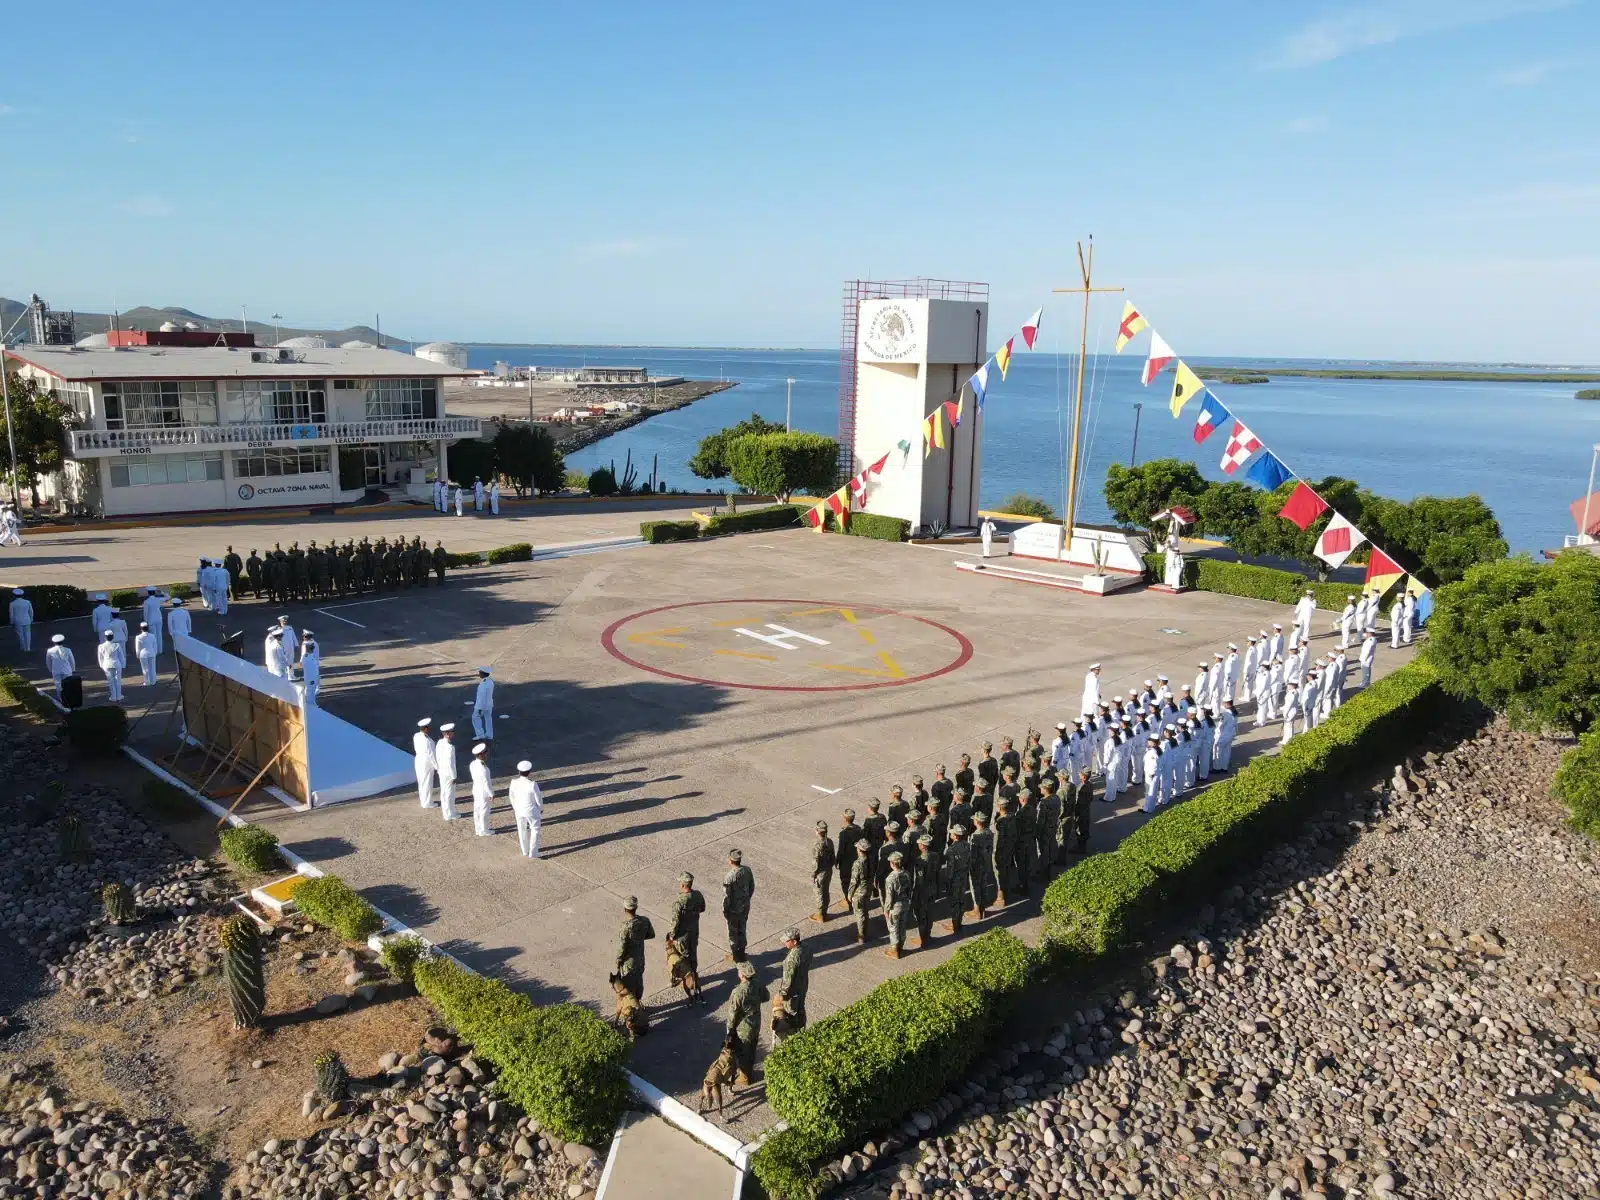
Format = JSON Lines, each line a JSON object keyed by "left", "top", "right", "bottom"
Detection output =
{"left": 1, "top": 1, "right": 1594, "bottom": 359}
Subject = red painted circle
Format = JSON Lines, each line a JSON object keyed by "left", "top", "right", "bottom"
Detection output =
{"left": 600, "top": 598, "right": 973, "bottom": 692}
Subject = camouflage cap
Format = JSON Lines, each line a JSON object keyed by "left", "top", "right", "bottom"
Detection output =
{"left": 954, "top": 786, "right": 968, "bottom": 798}
{"left": 842, "top": 807, "right": 856, "bottom": 820}
{"left": 816, "top": 820, "right": 829, "bottom": 833}
{"left": 927, "top": 794, "right": 942, "bottom": 808}
{"left": 737, "top": 961, "right": 756, "bottom": 979}
{"left": 866, "top": 797, "right": 881, "bottom": 811}
{"left": 886, "top": 821, "right": 902, "bottom": 833}
{"left": 973, "top": 811, "right": 989, "bottom": 825}
{"left": 679, "top": 872, "right": 694, "bottom": 886}
{"left": 917, "top": 834, "right": 933, "bottom": 846}
{"left": 856, "top": 840, "right": 870, "bottom": 854}
{"left": 949, "top": 823, "right": 967, "bottom": 837}
{"left": 782, "top": 928, "right": 801, "bottom": 943}
{"left": 728, "top": 849, "right": 743, "bottom": 863}
{"left": 887, "top": 850, "right": 905, "bottom": 862}
{"left": 890, "top": 784, "right": 903, "bottom": 796}
{"left": 623, "top": 896, "right": 638, "bottom": 911}
{"left": 982, "top": 740, "right": 993, "bottom": 751}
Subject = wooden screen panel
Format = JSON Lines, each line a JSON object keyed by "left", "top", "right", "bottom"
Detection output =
{"left": 176, "top": 656, "right": 311, "bottom": 805}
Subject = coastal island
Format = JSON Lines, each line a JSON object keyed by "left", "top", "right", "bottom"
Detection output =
{"left": 1578, "top": 389, "right": 1600, "bottom": 400}
{"left": 1200, "top": 366, "right": 1600, "bottom": 383}
{"left": 443, "top": 376, "right": 736, "bottom": 453}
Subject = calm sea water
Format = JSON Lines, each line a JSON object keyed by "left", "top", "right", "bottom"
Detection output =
{"left": 466, "top": 345, "right": 1599, "bottom": 553}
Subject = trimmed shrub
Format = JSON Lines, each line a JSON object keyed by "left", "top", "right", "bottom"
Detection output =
{"left": 65, "top": 705, "right": 127, "bottom": 756}
{"left": 444, "top": 551, "right": 485, "bottom": 569}
{"left": 997, "top": 493, "right": 1058, "bottom": 521}
{"left": 1042, "top": 659, "right": 1442, "bottom": 961}
{"left": 703, "top": 503, "right": 804, "bottom": 536}
{"left": 485, "top": 543, "right": 534, "bottom": 565}
{"left": 1554, "top": 729, "right": 1600, "bottom": 839}
{"left": 109, "top": 588, "right": 141, "bottom": 610}
{"left": 587, "top": 466, "right": 617, "bottom": 497}
{"left": 750, "top": 1128, "right": 830, "bottom": 1200}
{"left": 0, "top": 667, "right": 59, "bottom": 721}
{"left": 839, "top": 511, "right": 911, "bottom": 542}
{"left": 1142, "top": 553, "right": 1373, "bottom": 613}
{"left": 22, "top": 584, "right": 89, "bottom": 621}
{"left": 639, "top": 519, "right": 700, "bottom": 544}
{"left": 294, "top": 874, "right": 384, "bottom": 942}
{"left": 412, "top": 955, "right": 630, "bottom": 1146}
{"left": 219, "top": 824, "right": 282, "bottom": 874}
{"left": 938, "top": 929, "right": 1041, "bottom": 1037}
{"left": 379, "top": 934, "right": 427, "bottom": 987}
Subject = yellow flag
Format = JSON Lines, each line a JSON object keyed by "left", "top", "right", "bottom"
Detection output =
{"left": 1404, "top": 574, "right": 1429, "bottom": 598}
{"left": 1169, "top": 361, "right": 1205, "bottom": 417}
{"left": 922, "top": 410, "right": 945, "bottom": 457}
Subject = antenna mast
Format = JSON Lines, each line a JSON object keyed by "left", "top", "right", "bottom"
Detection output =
{"left": 1053, "top": 238, "right": 1123, "bottom": 538}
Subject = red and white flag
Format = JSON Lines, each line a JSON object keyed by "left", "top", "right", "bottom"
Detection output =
{"left": 1141, "top": 332, "right": 1175, "bottom": 385}
{"left": 848, "top": 470, "right": 871, "bottom": 502}
{"left": 1220, "top": 422, "right": 1261, "bottom": 474}
{"left": 1021, "top": 308, "right": 1043, "bottom": 350}
{"left": 1314, "top": 512, "right": 1367, "bottom": 569}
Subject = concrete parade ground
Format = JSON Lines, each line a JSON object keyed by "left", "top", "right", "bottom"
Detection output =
{"left": 2, "top": 515, "right": 1415, "bottom": 1142}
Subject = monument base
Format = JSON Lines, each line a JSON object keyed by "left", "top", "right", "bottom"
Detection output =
{"left": 1008, "top": 523, "right": 1150, "bottom": 573}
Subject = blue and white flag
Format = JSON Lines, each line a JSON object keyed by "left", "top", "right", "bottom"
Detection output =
{"left": 1192, "top": 391, "right": 1230, "bottom": 443}
{"left": 970, "top": 360, "right": 991, "bottom": 410}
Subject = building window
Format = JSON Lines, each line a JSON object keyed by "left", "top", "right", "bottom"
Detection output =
{"left": 332, "top": 379, "right": 361, "bottom": 390}
{"left": 232, "top": 447, "right": 331, "bottom": 478}
{"left": 102, "top": 380, "right": 219, "bottom": 429}
{"left": 109, "top": 452, "right": 224, "bottom": 487}
{"left": 225, "top": 380, "right": 328, "bottom": 424}
{"left": 48, "top": 382, "right": 94, "bottom": 419}
{"left": 365, "top": 378, "right": 437, "bottom": 420}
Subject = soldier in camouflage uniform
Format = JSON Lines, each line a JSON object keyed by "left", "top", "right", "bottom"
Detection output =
{"left": 1034, "top": 777, "right": 1063, "bottom": 881}
{"left": 614, "top": 896, "right": 655, "bottom": 1002}
{"left": 722, "top": 849, "right": 755, "bottom": 962}
{"left": 862, "top": 798, "right": 887, "bottom": 893}
{"left": 1012, "top": 789, "right": 1038, "bottom": 899}
{"left": 911, "top": 833, "right": 938, "bottom": 948}
{"left": 928, "top": 766, "right": 952, "bottom": 809}
{"left": 943, "top": 823, "right": 973, "bottom": 935}
{"left": 847, "top": 840, "right": 873, "bottom": 944}
{"left": 1000, "top": 735, "right": 1021, "bottom": 780}
{"left": 972, "top": 777, "right": 993, "bottom": 820}
{"left": 966, "top": 809, "right": 992, "bottom": 921}
{"left": 976, "top": 742, "right": 1000, "bottom": 795}
{"left": 1071, "top": 769, "right": 1096, "bottom": 855}
{"left": 835, "top": 808, "right": 864, "bottom": 904}
{"left": 810, "top": 820, "right": 834, "bottom": 921}
{"left": 992, "top": 795, "right": 1019, "bottom": 907}
{"left": 245, "top": 549, "right": 264, "bottom": 598}
{"left": 954, "top": 753, "right": 976, "bottom": 798}
{"left": 883, "top": 784, "right": 908, "bottom": 832}
{"left": 998, "top": 764, "right": 1021, "bottom": 808}
{"left": 432, "top": 540, "right": 448, "bottom": 582}
{"left": 724, "top": 960, "right": 766, "bottom": 1086}
{"left": 909, "top": 775, "right": 929, "bottom": 817}
{"left": 926, "top": 793, "right": 949, "bottom": 858}
{"left": 882, "top": 850, "right": 913, "bottom": 960}
{"left": 668, "top": 872, "right": 705, "bottom": 974}
{"left": 776, "top": 928, "right": 811, "bottom": 1031}
{"left": 875, "top": 820, "right": 901, "bottom": 898}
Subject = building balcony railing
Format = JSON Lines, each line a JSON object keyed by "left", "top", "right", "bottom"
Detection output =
{"left": 69, "top": 417, "right": 485, "bottom": 458}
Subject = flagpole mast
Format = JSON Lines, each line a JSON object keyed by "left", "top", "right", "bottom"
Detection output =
{"left": 1054, "top": 238, "right": 1123, "bottom": 542}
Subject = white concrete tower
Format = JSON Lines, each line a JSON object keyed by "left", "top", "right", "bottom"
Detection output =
{"left": 851, "top": 296, "right": 988, "bottom": 533}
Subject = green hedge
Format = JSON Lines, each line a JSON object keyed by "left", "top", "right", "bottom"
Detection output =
{"left": 751, "top": 1128, "right": 831, "bottom": 1200}
{"left": 218, "top": 824, "right": 282, "bottom": 874}
{"left": 827, "top": 511, "right": 910, "bottom": 542}
{"left": 21, "top": 584, "right": 89, "bottom": 621}
{"left": 65, "top": 705, "right": 127, "bottom": 755}
{"left": 764, "top": 929, "right": 1036, "bottom": 1153}
{"left": 379, "top": 934, "right": 428, "bottom": 987}
{"left": 1042, "top": 658, "right": 1442, "bottom": 956}
{"left": 412, "top": 954, "right": 630, "bottom": 1146}
{"left": 703, "top": 503, "right": 804, "bottom": 536}
{"left": 1555, "top": 729, "right": 1600, "bottom": 839}
{"left": 639, "top": 519, "right": 701, "bottom": 544}
{"left": 0, "top": 667, "right": 60, "bottom": 721}
{"left": 1143, "top": 552, "right": 1372, "bottom": 613}
{"left": 486, "top": 542, "right": 534, "bottom": 565}
{"left": 444, "top": 551, "right": 486, "bottom": 568}
{"left": 293, "top": 874, "right": 384, "bottom": 942}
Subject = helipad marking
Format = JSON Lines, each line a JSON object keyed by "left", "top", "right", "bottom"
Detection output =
{"left": 733, "top": 624, "right": 830, "bottom": 650}
{"left": 811, "top": 785, "right": 841, "bottom": 794}
{"left": 814, "top": 651, "right": 906, "bottom": 680}
{"left": 627, "top": 626, "right": 688, "bottom": 649}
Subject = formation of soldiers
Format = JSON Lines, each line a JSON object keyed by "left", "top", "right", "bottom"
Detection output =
{"left": 221, "top": 537, "right": 451, "bottom": 604}
{"left": 813, "top": 736, "right": 1101, "bottom": 959}
{"left": 611, "top": 851, "right": 807, "bottom": 1091}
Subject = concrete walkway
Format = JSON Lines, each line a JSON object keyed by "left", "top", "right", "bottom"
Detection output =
{"left": 599, "top": 1113, "right": 739, "bottom": 1200}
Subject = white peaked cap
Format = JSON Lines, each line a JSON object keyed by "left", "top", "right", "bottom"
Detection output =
{"left": 1089, "top": 663, "right": 1101, "bottom": 669}
{"left": 477, "top": 666, "right": 491, "bottom": 675}
{"left": 517, "top": 760, "right": 532, "bottom": 772}
{"left": 439, "top": 722, "right": 455, "bottom": 732}
{"left": 11, "top": 587, "right": 22, "bottom": 595}
{"left": 417, "top": 718, "right": 432, "bottom": 728}
{"left": 51, "top": 634, "right": 64, "bottom": 643}
{"left": 472, "top": 743, "right": 487, "bottom": 755}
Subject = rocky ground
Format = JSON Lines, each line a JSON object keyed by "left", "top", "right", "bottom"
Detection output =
{"left": 833, "top": 717, "right": 1600, "bottom": 1200}
{"left": 0, "top": 707, "right": 605, "bottom": 1200}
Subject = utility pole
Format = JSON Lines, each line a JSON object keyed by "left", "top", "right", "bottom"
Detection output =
{"left": 785, "top": 377, "right": 794, "bottom": 431}
{"left": 1052, "top": 238, "right": 1123, "bottom": 538}
{"left": 271, "top": 313, "right": 283, "bottom": 345}
{"left": 1130, "top": 402, "right": 1143, "bottom": 466}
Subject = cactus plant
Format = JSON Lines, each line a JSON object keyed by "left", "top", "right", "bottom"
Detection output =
{"left": 102, "top": 882, "right": 135, "bottom": 926}
{"left": 219, "top": 914, "right": 266, "bottom": 1030}
{"left": 314, "top": 1050, "right": 349, "bottom": 1102}
{"left": 57, "top": 814, "right": 88, "bottom": 859}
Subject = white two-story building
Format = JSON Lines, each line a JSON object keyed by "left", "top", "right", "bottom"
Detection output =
{"left": 3, "top": 330, "right": 481, "bottom": 517}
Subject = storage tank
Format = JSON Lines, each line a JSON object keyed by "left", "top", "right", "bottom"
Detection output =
{"left": 277, "top": 335, "right": 329, "bottom": 349}
{"left": 340, "top": 339, "right": 376, "bottom": 349}
{"left": 415, "top": 341, "right": 469, "bottom": 370}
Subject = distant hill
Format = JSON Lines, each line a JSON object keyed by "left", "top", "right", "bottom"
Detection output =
{"left": 0, "top": 297, "right": 410, "bottom": 348}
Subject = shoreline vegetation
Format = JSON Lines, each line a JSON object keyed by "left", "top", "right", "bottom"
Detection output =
{"left": 1202, "top": 365, "right": 1600, "bottom": 383}
{"left": 1577, "top": 388, "right": 1600, "bottom": 400}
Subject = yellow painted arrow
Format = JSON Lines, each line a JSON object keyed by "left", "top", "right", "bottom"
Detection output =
{"left": 785, "top": 606, "right": 877, "bottom": 644}
{"left": 627, "top": 626, "right": 687, "bottom": 649}
{"left": 814, "top": 651, "right": 906, "bottom": 679}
